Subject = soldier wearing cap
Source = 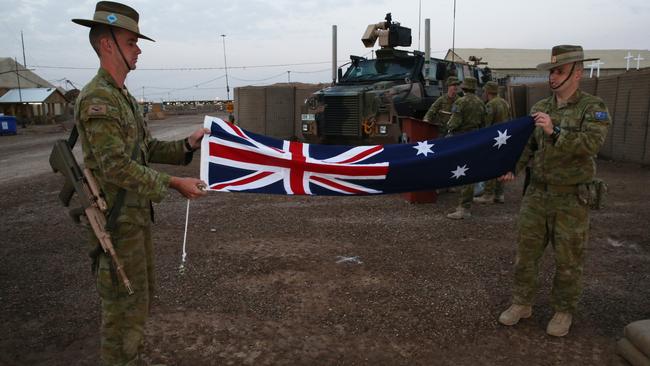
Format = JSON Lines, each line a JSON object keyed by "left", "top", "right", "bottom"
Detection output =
{"left": 497, "top": 45, "right": 610, "bottom": 337}
{"left": 474, "top": 81, "right": 511, "bottom": 204}
{"left": 423, "top": 76, "right": 461, "bottom": 136}
{"left": 445, "top": 76, "right": 486, "bottom": 220}
{"left": 72, "top": 2, "right": 209, "bottom": 364}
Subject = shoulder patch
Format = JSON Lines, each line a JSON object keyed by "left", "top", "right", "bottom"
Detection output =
{"left": 87, "top": 104, "right": 108, "bottom": 116}
{"left": 594, "top": 111, "right": 608, "bottom": 121}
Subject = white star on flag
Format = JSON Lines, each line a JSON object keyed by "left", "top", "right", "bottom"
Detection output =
{"left": 493, "top": 129, "right": 511, "bottom": 149}
{"left": 413, "top": 141, "right": 435, "bottom": 156}
{"left": 451, "top": 165, "right": 469, "bottom": 179}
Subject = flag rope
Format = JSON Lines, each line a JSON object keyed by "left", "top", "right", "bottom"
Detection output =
{"left": 179, "top": 199, "right": 190, "bottom": 274}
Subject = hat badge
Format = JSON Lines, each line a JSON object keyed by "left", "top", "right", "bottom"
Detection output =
{"left": 551, "top": 56, "right": 557, "bottom": 63}
{"left": 107, "top": 13, "right": 117, "bottom": 24}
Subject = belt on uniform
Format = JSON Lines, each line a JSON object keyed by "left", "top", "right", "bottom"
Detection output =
{"left": 530, "top": 181, "right": 578, "bottom": 194}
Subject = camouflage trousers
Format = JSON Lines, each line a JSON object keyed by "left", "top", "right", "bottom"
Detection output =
{"left": 458, "top": 184, "right": 474, "bottom": 208}
{"left": 512, "top": 186, "right": 589, "bottom": 313}
{"left": 91, "top": 222, "right": 155, "bottom": 366}
{"left": 482, "top": 179, "right": 504, "bottom": 197}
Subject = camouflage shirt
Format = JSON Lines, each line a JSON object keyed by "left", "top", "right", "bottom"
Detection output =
{"left": 515, "top": 89, "right": 610, "bottom": 185}
{"left": 447, "top": 92, "right": 486, "bottom": 134}
{"left": 423, "top": 94, "right": 456, "bottom": 126}
{"left": 485, "top": 96, "right": 510, "bottom": 127}
{"left": 75, "top": 68, "right": 189, "bottom": 226}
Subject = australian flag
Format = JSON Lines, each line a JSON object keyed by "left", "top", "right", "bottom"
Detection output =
{"left": 200, "top": 116, "right": 534, "bottom": 196}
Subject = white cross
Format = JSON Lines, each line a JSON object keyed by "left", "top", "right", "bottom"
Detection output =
{"left": 634, "top": 53, "right": 645, "bottom": 70}
{"left": 588, "top": 60, "right": 605, "bottom": 78}
{"left": 624, "top": 52, "right": 634, "bottom": 71}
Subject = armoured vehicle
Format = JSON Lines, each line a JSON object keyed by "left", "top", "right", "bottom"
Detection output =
{"left": 301, "top": 13, "right": 490, "bottom": 144}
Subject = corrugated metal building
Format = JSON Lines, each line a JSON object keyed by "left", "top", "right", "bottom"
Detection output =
{"left": 0, "top": 87, "right": 68, "bottom": 124}
{"left": 0, "top": 57, "right": 69, "bottom": 123}
{"left": 445, "top": 48, "right": 650, "bottom": 81}
{"left": 0, "top": 57, "right": 54, "bottom": 95}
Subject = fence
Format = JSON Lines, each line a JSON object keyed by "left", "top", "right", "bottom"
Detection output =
{"left": 508, "top": 68, "right": 650, "bottom": 165}
{"left": 234, "top": 83, "right": 328, "bottom": 140}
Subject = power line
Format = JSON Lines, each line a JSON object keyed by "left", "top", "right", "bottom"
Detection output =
{"left": 30, "top": 59, "right": 351, "bottom": 71}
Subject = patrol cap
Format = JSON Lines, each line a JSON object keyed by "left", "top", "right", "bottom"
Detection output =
{"left": 446, "top": 76, "right": 460, "bottom": 86}
{"left": 72, "top": 1, "right": 154, "bottom": 42}
{"left": 484, "top": 81, "right": 498, "bottom": 94}
{"left": 460, "top": 77, "right": 477, "bottom": 91}
{"left": 536, "top": 45, "right": 598, "bottom": 71}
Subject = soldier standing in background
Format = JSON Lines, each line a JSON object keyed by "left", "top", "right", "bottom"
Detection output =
{"left": 497, "top": 45, "right": 610, "bottom": 337}
{"left": 73, "top": 2, "right": 209, "bottom": 364}
{"left": 445, "top": 77, "right": 486, "bottom": 220}
{"left": 422, "top": 76, "right": 461, "bottom": 136}
{"left": 474, "top": 81, "right": 511, "bottom": 204}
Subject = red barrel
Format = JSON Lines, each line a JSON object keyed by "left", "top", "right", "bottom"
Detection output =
{"left": 401, "top": 117, "right": 438, "bottom": 204}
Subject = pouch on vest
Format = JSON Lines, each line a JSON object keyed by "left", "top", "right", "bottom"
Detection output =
{"left": 587, "top": 178, "right": 608, "bottom": 210}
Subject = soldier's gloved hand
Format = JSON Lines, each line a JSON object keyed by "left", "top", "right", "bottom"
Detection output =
{"left": 170, "top": 177, "right": 208, "bottom": 199}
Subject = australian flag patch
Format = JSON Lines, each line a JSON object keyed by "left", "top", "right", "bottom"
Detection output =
{"left": 594, "top": 111, "right": 608, "bottom": 120}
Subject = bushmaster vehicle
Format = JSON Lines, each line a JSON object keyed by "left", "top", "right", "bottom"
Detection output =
{"left": 301, "top": 13, "right": 490, "bottom": 144}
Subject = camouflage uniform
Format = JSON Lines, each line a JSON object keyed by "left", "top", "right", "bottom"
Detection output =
{"left": 75, "top": 68, "right": 191, "bottom": 365}
{"left": 482, "top": 95, "right": 511, "bottom": 198}
{"left": 447, "top": 80, "right": 486, "bottom": 209}
{"left": 511, "top": 89, "right": 610, "bottom": 312}
{"left": 423, "top": 94, "right": 456, "bottom": 136}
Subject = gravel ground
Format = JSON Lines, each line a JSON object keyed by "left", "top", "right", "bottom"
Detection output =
{"left": 0, "top": 116, "right": 648, "bottom": 365}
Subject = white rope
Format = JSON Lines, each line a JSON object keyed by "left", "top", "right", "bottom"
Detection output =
{"left": 179, "top": 199, "right": 190, "bottom": 274}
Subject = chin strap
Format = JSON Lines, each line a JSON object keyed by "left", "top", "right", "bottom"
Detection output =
{"left": 549, "top": 62, "right": 576, "bottom": 90}
{"left": 109, "top": 27, "right": 133, "bottom": 71}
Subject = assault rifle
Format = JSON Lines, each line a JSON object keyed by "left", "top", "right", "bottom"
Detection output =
{"left": 49, "top": 128, "right": 134, "bottom": 295}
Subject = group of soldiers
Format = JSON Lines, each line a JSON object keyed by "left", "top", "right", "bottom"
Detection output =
{"left": 422, "top": 75, "right": 511, "bottom": 220}
{"left": 69, "top": 0, "right": 610, "bottom": 363}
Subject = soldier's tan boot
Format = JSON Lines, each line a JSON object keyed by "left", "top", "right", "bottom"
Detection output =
{"left": 494, "top": 194, "right": 505, "bottom": 203}
{"left": 546, "top": 312, "right": 572, "bottom": 337}
{"left": 498, "top": 304, "right": 532, "bottom": 326}
{"left": 473, "top": 194, "right": 495, "bottom": 204}
{"left": 446, "top": 206, "right": 471, "bottom": 220}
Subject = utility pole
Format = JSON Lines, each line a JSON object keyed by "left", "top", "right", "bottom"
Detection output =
{"left": 287, "top": 71, "right": 291, "bottom": 83}
{"left": 21, "top": 31, "right": 27, "bottom": 67}
{"left": 14, "top": 58, "right": 22, "bottom": 103}
{"left": 15, "top": 58, "right": 24, "bottom": 127}
{"left": 418, "top": 0, "right": 422, "bottom": 51}
{"left": 220, "top": 34, "right": 230, "bottom": 100}
{"left": 452, "top": 0, "right": 456, "bottom": 62}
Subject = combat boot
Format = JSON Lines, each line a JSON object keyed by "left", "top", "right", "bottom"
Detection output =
{"left": 473, "top": 194, "right": 495, "bottom": 204}
{"left": 446, "top": 206, "right": 471, "bottom": 220}
{"left": 498, "top": 304, "right": 532, "bottom": 326}
{"left": 494, "top": 194, "right": 505, "bottom": 203}
{"left": 546, "top": 312, "right": 572, "bottom": 337}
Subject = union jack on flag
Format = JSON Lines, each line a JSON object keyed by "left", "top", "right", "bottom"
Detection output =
{"left": 201, "top": 117, "right": 389, "bottom": 195}
{"left": 200, "top": 116, "right": 535, "bottom": 196}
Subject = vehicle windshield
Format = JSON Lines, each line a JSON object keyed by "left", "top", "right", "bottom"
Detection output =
{"left": 340, "top": 57, "right": 417, "bottom": 82}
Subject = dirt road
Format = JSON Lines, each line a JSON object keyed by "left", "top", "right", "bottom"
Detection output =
{"left": 0, "top": 114, "right": 648, "bottom": 365}
{"left": 0, "top": 114, "right": 205, "bottom": 184}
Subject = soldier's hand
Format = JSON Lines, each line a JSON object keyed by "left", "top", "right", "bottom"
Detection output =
{"left": 170, "top": 177, "right": 208, "bottom": 199}
{"left": 187, "top": 128, "right": 211, "bottom": 150}
{"left": 498, "top": 171, "right": 515, "bottom": 182}
{"left": 532, "top": 112, "right": 553, "bottom": 135}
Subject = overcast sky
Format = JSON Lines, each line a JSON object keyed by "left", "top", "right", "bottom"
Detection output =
{"left": 1, "top": 0, "right": 649, "bottom": 101}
